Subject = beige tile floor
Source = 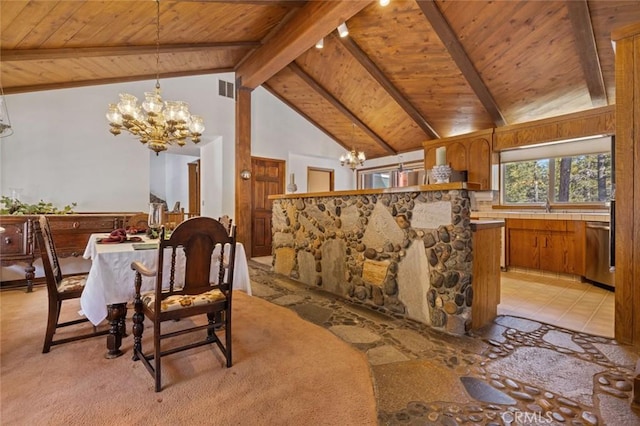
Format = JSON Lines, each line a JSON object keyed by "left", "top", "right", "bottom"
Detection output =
{"left": 499, "top": 269, "right": 615, "bottom": 338}
{"left": 250, "top": 256, "right": 615, "bottom": 338}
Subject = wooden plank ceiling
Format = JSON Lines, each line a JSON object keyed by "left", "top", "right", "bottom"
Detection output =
{"left": 2, "top": 0, "right": 640, "bottom": 159}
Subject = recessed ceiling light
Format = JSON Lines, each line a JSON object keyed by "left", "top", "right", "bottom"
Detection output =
{"left": 337, "top": 22, "right": 349, "bottom": 38}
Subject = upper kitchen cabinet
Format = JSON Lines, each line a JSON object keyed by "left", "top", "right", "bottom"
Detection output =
{"left": 423, "top": 129, "right": 494, "bottom": 190}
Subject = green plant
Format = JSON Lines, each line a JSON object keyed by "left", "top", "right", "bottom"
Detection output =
{"left": 0, "top": 196, "right": 77, "bottom": 215}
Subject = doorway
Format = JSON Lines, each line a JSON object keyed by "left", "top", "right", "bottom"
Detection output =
{"left": 251, "top": 157, "right": 285, "bottom": 257}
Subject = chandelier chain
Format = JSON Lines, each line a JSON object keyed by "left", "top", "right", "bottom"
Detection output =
{"left": 155, "top": 0, "right": 160, "bottom": 90}
{"left": 105, "top": 0, "right": 205, "bottom": 154}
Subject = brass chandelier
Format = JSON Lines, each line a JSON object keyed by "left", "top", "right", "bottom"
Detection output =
{"left": 340, "top": 124, "right": 366, "bottom": 171}
{"left": 106, "top": 0, "right": 204, "bottom": 154}
{"left": 340, "top": 148, "right": 366, "bottom": 171}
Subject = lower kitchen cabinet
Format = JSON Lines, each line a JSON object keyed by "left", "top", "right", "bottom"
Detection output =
{"left": 506, "top": 219, "right": 585, "bottom": 275}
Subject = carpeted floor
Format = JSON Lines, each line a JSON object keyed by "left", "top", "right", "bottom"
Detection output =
{"left": 0, "top": 287, "right": 377, "bottom": 425}
{"left": 3, "top": 261, "right": 640, "bottom": 425}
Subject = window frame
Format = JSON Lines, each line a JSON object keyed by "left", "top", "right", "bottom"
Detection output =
{"left": 357, "top": 160, "right": 424, "bottom": 190}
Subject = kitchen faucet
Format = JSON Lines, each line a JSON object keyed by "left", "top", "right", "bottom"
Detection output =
{"left": 544, "top": 198, "right": 551, "bottom": 213}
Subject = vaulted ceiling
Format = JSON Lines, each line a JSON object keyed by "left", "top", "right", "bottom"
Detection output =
{"left": 2, "top": 0, "right": 639, "bottom": 159}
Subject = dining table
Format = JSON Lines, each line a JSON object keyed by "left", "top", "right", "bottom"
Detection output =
{"left": 80, "top": 232, "right": 252, "bottom": 358}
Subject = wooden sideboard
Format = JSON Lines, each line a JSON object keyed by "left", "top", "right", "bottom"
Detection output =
{"left": 0, "top": 213, "right": 134, "bottom": 292}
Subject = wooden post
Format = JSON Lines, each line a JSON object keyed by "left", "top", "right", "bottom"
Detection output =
{"left": 633, "top": 360, "right": 640, "bottom": 413}
{"left": 612, "top": 22, "right": 640, "bottom": 348}
{"left": 235, "top": 86, "right": 252, "bottom": 256}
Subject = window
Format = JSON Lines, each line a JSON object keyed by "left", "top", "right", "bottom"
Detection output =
{"left": 358, "top": 161, "right": 425, "bottom": 190}
{"left": 501, "top": 136, "right": 612, "bottom": 205}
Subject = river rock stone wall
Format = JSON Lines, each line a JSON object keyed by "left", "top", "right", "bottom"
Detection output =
{"left": 271, "top": 189, "right": 474, "bottom": 335}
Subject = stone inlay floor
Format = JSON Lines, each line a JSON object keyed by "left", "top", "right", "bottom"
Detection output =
{"left": 247, "top": 261, "right": 640, "bottom": 425}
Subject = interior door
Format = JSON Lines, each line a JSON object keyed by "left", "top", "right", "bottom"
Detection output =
{"left": 251, "top": 157, "right": 285, "bottom": 257}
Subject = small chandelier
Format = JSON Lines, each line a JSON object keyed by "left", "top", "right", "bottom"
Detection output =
{"left": 106, "top": 0, "right": 204, "bottom": 154}
{"left": 340, "top": 148, "right": 366, "bottom": 171}
{"left": 340, "top": 124, "right": 365, "bottom": 171}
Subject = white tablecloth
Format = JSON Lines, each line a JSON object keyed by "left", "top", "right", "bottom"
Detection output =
{"left": 80, "top": 234, "right": 252, "bottom": 325}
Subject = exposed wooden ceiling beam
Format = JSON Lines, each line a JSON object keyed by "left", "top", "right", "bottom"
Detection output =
{"left": 234, "top": 7, "right": 300, "bottom": 73}
{"left": 416, "top": 0, "right": 506, "bottom": 127}
{"left": 262, "top": 83, "right": 348, "bottom": 151}
{"left": 565, "top": 0, "right": 607, "bottom": 107}
{"left": 236, "top": 0, "right": 372, "bottom": 89}
{"left": 194, "top": 0, "right": 306, "bottom": 5}
{"left": 336, "top": 34, "right": 440, "bottom": 140}
{"left": 2, "top": 68, "right": 234, "bottom": 95}
{"left": 289, "top": 62, "right": 396, "bottom": 155}
{"left": 1, "top": 42, "right": 259, "bottom": 61}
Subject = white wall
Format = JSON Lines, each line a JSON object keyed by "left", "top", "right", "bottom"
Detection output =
{"left": 1, "top": 73, "right": 236, "bottom": 213}
{"left": 252, "top": 87, "right": 357, "bottom": 191}
{"left": 200, "top": 137, "right": 224, "bottom": 218}
{"left": 149, "top": 152, "right": 167, "bottom": 202}
{"left": 163, "top": 153, "right": 199, "bottom": 211}
{"left": 0, "top": 74, "right": 380, "bottom": 282}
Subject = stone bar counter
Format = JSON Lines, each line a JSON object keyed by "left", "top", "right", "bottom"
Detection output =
{"left": 269, "top": 183, "right": 504, "bottom": 335}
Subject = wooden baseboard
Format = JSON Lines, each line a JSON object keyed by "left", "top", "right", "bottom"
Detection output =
{"left": 0, "top": 278, "right": 45, "bottom": 290}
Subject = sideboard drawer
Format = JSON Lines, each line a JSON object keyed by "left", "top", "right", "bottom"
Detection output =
{"left": 47, "top": 217, "right": 121, "bottom": 232}
{"left": 0, "top": 219, "right": 29, "bottom": 256}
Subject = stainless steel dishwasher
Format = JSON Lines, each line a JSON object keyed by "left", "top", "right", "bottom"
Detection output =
{"left": 585, "top": 222, "right": 615, "bottom": 288}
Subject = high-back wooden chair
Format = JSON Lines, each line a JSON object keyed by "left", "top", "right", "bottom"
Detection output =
{"left": 33, "top": 216, "right": 108, "bottom": 353}
{"left": 130, "top": 216, "right": 237, "bottom": 392}
{"left": 127, "top": 212, "right": 149, "bottom": 232}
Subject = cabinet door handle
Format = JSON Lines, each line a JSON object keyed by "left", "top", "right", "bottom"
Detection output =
{"left": 73, "top": 222, "right": 80, "bottom": 229}
{"left": 543, "top": 236, "right": 548, "bottom": 248}
{"left": 4, "top": 237, "right": 11, "bottom": 244}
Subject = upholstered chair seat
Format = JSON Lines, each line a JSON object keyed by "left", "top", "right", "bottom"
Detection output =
{"left": 140, "top": 288, "right": 225, "bottom": 312}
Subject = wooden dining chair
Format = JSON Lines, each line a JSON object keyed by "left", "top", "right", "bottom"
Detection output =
{"left": 127, "top": 212, "right": 149, "bottom": 232}
{"left": 33, "top": 216, "right": 109, "bottom": 353}
{"left": 131, "top": 216, "right": 237, "bottom": 392}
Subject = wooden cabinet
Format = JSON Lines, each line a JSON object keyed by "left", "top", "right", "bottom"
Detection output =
{"left": 0, "top": 213, "right": 134, "bottom": 291}
{"left": 423, "top": 129, "right": 493, "bottom": 190}
{"left": 471, "top": 220, "right": 504, "bottom": 329}
{"left": 505, "top": 219, "right": 585, "bottom": 275}
{"left": 493, "top": 106, "right": 615, "bottom": 151}
{"left": 0, "top": 216, "right": 35, "bottom": 290}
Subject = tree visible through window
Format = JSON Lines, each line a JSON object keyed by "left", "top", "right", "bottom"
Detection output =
{"left": 503, "top": 153, "right": 611, "bottom": 204}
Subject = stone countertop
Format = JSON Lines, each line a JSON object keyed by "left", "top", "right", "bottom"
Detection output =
{"left": 471, "top": 210, "right": 609, "bottom": 222}
{"left": 269, "top": 182, "right": 482, "bottom": 200}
